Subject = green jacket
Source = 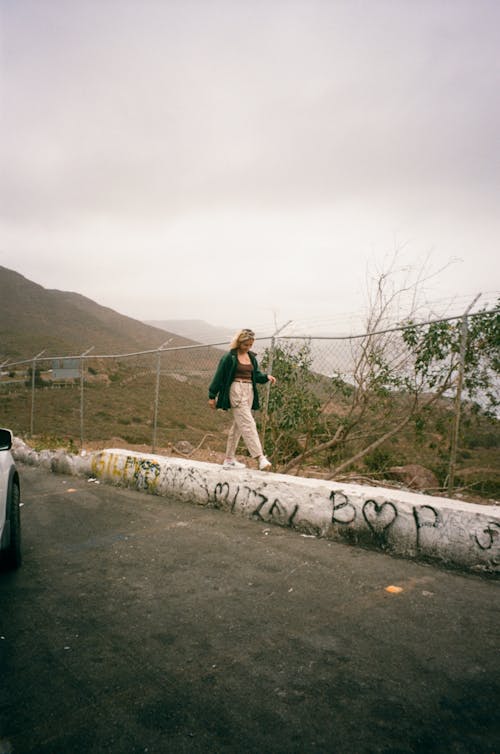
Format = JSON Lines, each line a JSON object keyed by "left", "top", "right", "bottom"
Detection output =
{"left": 208, "top": 349, "right": 270, "bottom": 410}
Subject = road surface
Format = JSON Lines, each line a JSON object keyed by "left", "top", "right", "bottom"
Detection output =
{"left": 1, "top": 465, "right": 499, "bottom": 753}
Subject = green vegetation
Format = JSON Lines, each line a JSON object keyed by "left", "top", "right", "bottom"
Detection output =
{"left": 258, "top": 321, "right": 499, "bottom": 500}
{"left": 260, "top": 342, "right": 322, "bottom": 463}
{"left": 25, "top": 366, "right": 45, "bottom": 388}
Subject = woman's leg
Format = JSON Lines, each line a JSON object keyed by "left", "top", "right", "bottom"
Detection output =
{"left": 228, "top": 382, "right": 263, "bottom": 458}
{"left": 225, "top": 419, "right": 242, "bottom": 459}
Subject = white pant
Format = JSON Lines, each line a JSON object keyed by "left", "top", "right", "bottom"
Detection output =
{"left": 225, "top": 381, "right": 263, "bottom": 459}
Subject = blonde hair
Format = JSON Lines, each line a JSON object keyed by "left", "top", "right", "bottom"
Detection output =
{"left": 230, "top": 328, "right": 255, "bottom": 349}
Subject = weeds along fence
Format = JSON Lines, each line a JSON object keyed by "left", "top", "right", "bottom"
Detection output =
{"left": 1, "top": 306, "right": 498, "bottom": 494}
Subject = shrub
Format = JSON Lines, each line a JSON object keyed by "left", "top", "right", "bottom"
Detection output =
{"left": 364, "top": 447, "right": 394, "bottom": 473}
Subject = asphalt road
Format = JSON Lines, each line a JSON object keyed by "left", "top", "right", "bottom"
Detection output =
{"left": 1, "top": 465, "right": 499, "bottom": 754}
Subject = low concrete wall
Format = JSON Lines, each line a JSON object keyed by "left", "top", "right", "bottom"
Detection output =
{"left": 90, "top": 448, "right": 499, "bottom": 575}
{"left": 12, "top": 439, "right": 499, "bottom": 575}
{"left": 13, "top": 441, "right": 94, "bottom": 477}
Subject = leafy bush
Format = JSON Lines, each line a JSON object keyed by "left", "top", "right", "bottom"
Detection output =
{"left": 25, "top": 366, "right": 45, "bottom": 388}
{"left": 260, "top": 342, "right": 322, "bottom": 463}
{"left": 364, "top": 447, "right": 395, "bottom": 473}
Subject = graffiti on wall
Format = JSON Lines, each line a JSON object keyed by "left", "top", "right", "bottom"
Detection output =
{"left": 213, "top": 481, "right": 300, "bottom": 526}
{"left": 124, "top": 455, "right": 161, "bottom": 491}
{"left": 474, "top": 522, "right": 500, "bottom": 565}
{"left": 93, "top": 453, "right": 500, "bottom": 566}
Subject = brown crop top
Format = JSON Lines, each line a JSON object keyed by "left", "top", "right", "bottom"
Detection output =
{"left": 234, "top": 361, "right": 253, "bottom": 381}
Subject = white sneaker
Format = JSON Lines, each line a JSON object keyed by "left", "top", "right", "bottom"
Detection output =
{"left": 222, "top": 458, "right": 246, "bottom": 470}
{"left": 259, "top": 456, "right": 272, "bottom": 471}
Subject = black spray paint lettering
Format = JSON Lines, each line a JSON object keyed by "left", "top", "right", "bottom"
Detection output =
{"left": 247, "top": 487, "right": 270, "bottom": 520}
{"left": 267, "top": 498, "right": 299, "bottom": 526}
{"left": 475, "top": 522, "right": 500, "bottom": 551}
{"left": 185, "top": 467, "right": 210, "bottom": 501}
{"left": 161, "top": 465, "right": 210, "bottom": 503}
{"left": 362, "top": 500, "right": 397, "bottom": 548}
{"left": 238, "top": 486, "right": 299, "bottom": 526}
{"left": 163, "top": 465, "right": 188, "bottom": 490}
{"left": 214, "top": 482, "right": 231, "bottom": 507}
{"left": 413, "top": 505, "right": 441, "bottom": 549}
{"left": 330, "top": 491, "right": 357, "bottom": 525}
{"left": 213, "top": 482, "right": 240, "bottom": 511}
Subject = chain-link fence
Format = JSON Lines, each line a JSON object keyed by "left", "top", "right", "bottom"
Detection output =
{"left": 1, "top": 307, "right": 498, "bottom": 496}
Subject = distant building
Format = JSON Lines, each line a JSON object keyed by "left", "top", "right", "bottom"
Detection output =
{"left": 51, "top": 359, "right": 80, "bottom": 380}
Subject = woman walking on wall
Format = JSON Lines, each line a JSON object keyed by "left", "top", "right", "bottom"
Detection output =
{"left": 208, "top": 328, "right": 276, "bottom": 470}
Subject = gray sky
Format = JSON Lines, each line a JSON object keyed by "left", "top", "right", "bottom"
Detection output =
{"left": 1, "top": 0, "right": 499, "bottom": 335}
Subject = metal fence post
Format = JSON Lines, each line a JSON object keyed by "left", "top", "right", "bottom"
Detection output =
{"left": 29, "top": 350, "right": 45, "bottom": 437}
{"left": 80, "top": 347, "right": 94, "bottom": 448}
{"left": 447, "top": 295, "right": 481, "bottom": 496}
{"left": 152, "top": 339, "right": 172, "bottom": 453}
{"left": 261, "top": 321, "right": 292, "bottom": 443}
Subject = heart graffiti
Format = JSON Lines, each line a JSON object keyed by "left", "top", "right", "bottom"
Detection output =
{"left": 362, "top": 500, "right": 397, "bottom": 533}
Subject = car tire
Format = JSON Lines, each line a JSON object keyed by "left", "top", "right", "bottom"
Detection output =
{"left": 4, "top": 481, "right": 21, "bottom": 569}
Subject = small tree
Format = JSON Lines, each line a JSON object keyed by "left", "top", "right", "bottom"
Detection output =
{"left": 401, "top": 300, "right": 500, "bottom": 492}
{"left": 260, "top": 341, "right": 322, "bottom": 465}
{"left": 280, "top": 264, "right": 423, "bottom": 474}
{"left": 25, "top": 366, "right": 45, "bottom": 388}
{"left": 278, "top": 260, "right": 499, "bottom": 485}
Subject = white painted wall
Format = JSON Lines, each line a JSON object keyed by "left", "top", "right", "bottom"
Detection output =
{"left": 88, "top": 448, "right": 499, "bottom": 575}
{"left": 11, "top": 438, "right": 499, "bottom": 574}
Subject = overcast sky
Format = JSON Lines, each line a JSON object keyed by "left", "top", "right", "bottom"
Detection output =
{"left": 1, "top": 0, "right": 499, "bottom": 336}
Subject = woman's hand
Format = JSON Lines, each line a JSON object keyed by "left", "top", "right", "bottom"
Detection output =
{"left": 268, "top": 375, "right": 277, "bottom": 385}
{"left": 208, "top": 398, "right": 216, "bottom": 409}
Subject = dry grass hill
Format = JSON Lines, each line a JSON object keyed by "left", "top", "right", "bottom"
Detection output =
{"left": 0, "top": 264, "right": 229, "bottom": 452}
{"left": 0, "top": 265, "right": 193, "bottom": 359}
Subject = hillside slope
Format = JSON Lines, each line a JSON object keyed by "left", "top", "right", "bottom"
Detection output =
{"left": 0, "top": 266, "right": 192, "bottom": 359}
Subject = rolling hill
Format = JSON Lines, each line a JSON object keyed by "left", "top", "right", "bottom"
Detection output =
{"left": 0, "top": 265, "right": 194, "bottom": 360}
{"left": 0, "top": 264, "right": 232, "bottom": 456}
